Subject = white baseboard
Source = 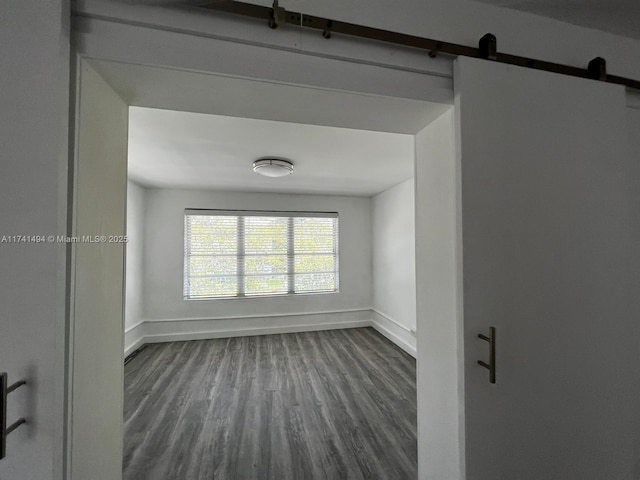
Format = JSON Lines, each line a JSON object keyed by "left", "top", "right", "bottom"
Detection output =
{"left": 124, "top": 321, "right": 145, "bottom": 357}
{"left": 369, "top": 310, "right": 416, "bottom": 357}
{"left": 126, "top": 310, "right": 371, "bottom": 352}
{"left": 143, "top": 319, "right": 370, "bottom": 344}
{"left": 125, "top": 337, "right": 146, "bottom": 358}
{"left": 124, "top": 308, "right": 416, "bottom": 358}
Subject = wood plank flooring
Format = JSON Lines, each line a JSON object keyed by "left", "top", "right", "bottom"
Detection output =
{"left": 123, "top": 327, "right": 417, "bottom": 479}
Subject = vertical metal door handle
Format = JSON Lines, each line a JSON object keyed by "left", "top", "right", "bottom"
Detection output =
{"left": 477, "top": 327, "right": 496, "bottom": 384}
{"left": 1, "top": 372, "right": 27, "bottom": 461}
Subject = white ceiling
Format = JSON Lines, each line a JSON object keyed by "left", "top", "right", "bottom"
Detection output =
{"left": 472, "top": 0, "right": 640, "bottom": 40}
{"left": 91, "top": 61, "right": 450, "bottom": 135}
{"left": 91, "top": 60, "right": 447, "bottom": 196}
{"left": 128, "top": 107, "right": 415, "bottom": 196}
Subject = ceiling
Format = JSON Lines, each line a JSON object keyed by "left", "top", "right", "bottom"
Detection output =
{"left": 128, "top": 107, "right": 415, "bottom": 196}
{"left": 472, "top": 0, "right": 640, "bottom": 40}
{"left": 91, "top": 60, "right": 447, "bottom": 196}
{"left": 88, "top": 60, "right": 447, "bottom": 197}
{"left": 91, "top": 61, "right": 449, "bottom": 135}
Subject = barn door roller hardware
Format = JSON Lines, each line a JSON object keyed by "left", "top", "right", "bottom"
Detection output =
{"left": 322, "top": 20, "right": 333, "bottom": 39}
{"left": 1, "top": 373, "right": 27, "bottom": 460}
{"left": 479, "top": 33, "right": 497, "bottom": 60}
{"left": 588, "top": 57, "right": 607, "bottom": 80}
{"left": 477, "top": 327, "right": 496, "bottom": 384}
{"left": 198, "top": 0, "right": 640, "bottom": 91}
{"left": 267, "top": 0, "right": 286, "bottom": 29}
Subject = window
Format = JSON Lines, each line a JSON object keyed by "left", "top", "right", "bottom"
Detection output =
{"left": 184, "top": 210, "right": 339, "bottom": 299}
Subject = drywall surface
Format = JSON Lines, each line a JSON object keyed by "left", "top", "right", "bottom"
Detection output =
{"left": 71, "top": 62, "right": 128, "bottom": 480}
{"left": 457, "top": 56, "right": 640, "bottom": 480}
{"left": 371, "top": 178, "right": 417, "bottom": 350}
{"left": 125, "top": 181, "right": 146, "bottom": 353}
{"left": 414, "top": 109, "right": 463, "bottom": 480}
{"left": 0, "top": 1, "right": 69, "bottom": 479}
{"left": 627, "top": 106, "right": 640, "bottom": 184}
{"left": 142, "top": 188, "right": 372, "bottom": 324}
{"left": 125, "top": 181, "right": 145, "bottom": 331}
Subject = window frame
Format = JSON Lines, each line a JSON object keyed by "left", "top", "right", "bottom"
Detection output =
{"left": 183, "top": 209, "right": 340, "bottom": 300}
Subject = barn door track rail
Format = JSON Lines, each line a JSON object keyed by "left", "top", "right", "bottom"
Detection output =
{"left": 199, "top": 0, "right": 640, "bottom": 91}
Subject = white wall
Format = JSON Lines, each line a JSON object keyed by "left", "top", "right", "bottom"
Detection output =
{"left": 126, "top": 183, "right": 425, "bottom": 354}
{"left": 124, "top": 181, "right": 146, "bottom": 354}
{"left": 139, "top": 188, "right": 372, "bottom": 341}
{"left": 627, "top": 106, "right": 640, "bottom": 183}
{"left": 0, "top": 2, "right": 69, "bottom": 479}
{"left": 371, "top": 178, "right": 417, "bottom": 354}
{"left": 414, "top": 108, "right": 463, "bottom": 480}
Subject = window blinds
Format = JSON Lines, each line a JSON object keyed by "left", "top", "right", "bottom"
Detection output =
{"left": 184, "top": 210, "right": 339, "bottom": 299}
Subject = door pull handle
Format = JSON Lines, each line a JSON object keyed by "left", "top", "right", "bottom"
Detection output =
{"left": 1, "top": 372, "right": 27, "bottom": 460}
{"left": 477, "top": 327, "right": 496, "bottom": 384}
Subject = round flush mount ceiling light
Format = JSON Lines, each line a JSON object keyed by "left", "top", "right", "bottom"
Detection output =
{"left": 252, "top": 158, "right": 294, "bottom": 177}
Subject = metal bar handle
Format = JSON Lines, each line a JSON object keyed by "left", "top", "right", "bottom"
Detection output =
{"left": 477, "top": 327, "right": 496, "bottom": 384}
{"left": 1, "top": 372, "right": 27, "bottom": 461}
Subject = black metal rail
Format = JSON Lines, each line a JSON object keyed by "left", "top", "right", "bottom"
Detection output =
{"left": 199, "top": 0, "right": 640, "bottom": 91}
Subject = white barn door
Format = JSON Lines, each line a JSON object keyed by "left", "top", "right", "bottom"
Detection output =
{"left": 456, "top": 57, "right": 640, "bottom": 479}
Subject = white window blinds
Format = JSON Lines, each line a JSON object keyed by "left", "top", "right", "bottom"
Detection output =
{"left": 184, "top": 210, "right": 339, "bottom": 299}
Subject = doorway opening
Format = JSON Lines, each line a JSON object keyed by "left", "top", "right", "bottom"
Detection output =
{"left": 70, "top": 57, "right": 458, "bottom": 479}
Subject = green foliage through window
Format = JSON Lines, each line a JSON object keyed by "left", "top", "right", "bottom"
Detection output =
{"left": 184, "top": 211, "right": 338, "bottom": 299}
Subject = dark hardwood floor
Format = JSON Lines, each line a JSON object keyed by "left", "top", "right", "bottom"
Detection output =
{"left": 123, "top": 327, "right": 417, "bottom": 479}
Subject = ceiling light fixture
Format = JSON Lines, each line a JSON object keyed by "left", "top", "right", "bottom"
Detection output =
{"left": 252, "top": 158, "right": 294, "bottom": 177}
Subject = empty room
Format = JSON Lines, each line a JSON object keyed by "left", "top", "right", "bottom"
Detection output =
{"left": 121, "top": 97, "right": 441, "bottom": 478}
{"left": 62, "top": 50, "right": 457, "bottom": 478}
{"left": 5, "top": 1, "right": 640, "bottom": 479}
